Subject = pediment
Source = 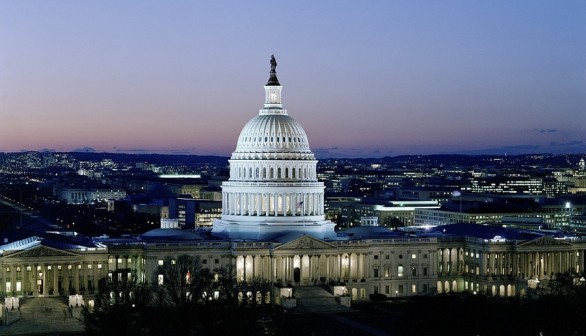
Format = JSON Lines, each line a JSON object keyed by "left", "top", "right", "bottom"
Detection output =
{"left": 5, "top": 246, "right": 80, "bottom": 258}
{"left": 276, "top": 235, "right": 338, "bottom": 251}
{"left": 518, "top": 236, "right": 572, "bottom": 247}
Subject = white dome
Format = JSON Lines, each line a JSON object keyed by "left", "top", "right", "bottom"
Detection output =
{"left": 212, "top": 55, "right": 336, "bottom": 241}
{"left": 232, "top": 113, "right": 315, "bottom": 160}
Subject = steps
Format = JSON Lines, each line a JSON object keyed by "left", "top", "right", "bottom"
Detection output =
{"left": 0, "top": 297, "right": 85, "bottom": 335}
{"left": 293, "top": 286, "right": 351, "bottom": 313}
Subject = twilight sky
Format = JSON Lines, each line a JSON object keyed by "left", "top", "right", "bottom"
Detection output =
{"left": 1, "top": 1, "right": 585, "bottom": 158}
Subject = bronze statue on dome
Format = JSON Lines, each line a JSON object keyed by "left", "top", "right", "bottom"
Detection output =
{"left": 270, "top": 55, "right": 277, "bottom": 73}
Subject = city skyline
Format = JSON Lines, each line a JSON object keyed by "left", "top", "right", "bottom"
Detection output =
{"left": 1, "top": 1, "right": 585, "bottom": 158}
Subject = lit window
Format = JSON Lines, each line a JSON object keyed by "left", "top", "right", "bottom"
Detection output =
{"left": 109, "top": 258, "right": 113, "bottom": 264}
{"left": 117, "top": 258, "right": 122, "bottom": 264}
{"left": 158, "top": 274, "right": 164, "bottom": 285}
{"left": 88, "top": 264, "right": 92, "bottom": 269}
{"left": 68, "top": 265, "right": 72, "bottom": 270}
{"left": 47, "top": 266, "right": 52, "bottom": 270}
{"left": 26, "top": 266, "right": 32, "bottom": 271}
{"left": 158, "top": 260, "right": 164, "bottom": 266}
{"left": 58, "top": 265, "right": 62, "bottom": 270}
{"left": 411, "top": 284, "right": 417, "bottom": 294}
{"left": 37, "top": 266, "right": 41, "bottom": 271}
{"left": 98, "top": 264, "right": 102, "bottom": 269}
{"left": 398, "top": 265, "right": 404, "bottom": 277}
{"left": 127, "top": 258, "right": 132, "bottom": 263}
{"left": 78, "top": 265, "right": 82, "bottom": 270}
{"left": 171, "top": 260, "right": 176, "bottom": 265}
{"left": 411, "top": 254, "right": 417, "bottom": 259}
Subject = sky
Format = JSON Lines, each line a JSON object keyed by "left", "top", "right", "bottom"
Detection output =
{"left": 1, "top": 1, "right": 585, "bottom": 158}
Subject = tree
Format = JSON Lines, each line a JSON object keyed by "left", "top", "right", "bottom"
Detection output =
{"left": 84, "top": 256, "right": 280, "bottom": 335}
{"left": 83, "top": 269, "right": 153, "bottom": 336}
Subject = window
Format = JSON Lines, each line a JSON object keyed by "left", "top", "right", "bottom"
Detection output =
{"left": 158, "top": 260, "right": 164, "bottom": 266}
{"left": 385, "top": 255, "right": 390, "bottom": 259}
{"left": 373, "top": 269, "right": 379, "bottom": 277}
{"left": 411, "top": 254, "right": 417, "bottom": 259}
{"left": 411, "top": 267, "right": 417, "bottom": 277}
{"left": 398, "top": 285, "right": 404, "bottom": 294}
{"left": 117, "top": 258, "right": 122, "bottom": 264}
{"left": 423, "top": 254, "right": 428, "bottom": 259}
{"left": 98, "top": 264, "right": 102, "bottom": 269}
{"left": 423, "top": 267, "right": 428, "bottom": 276}
{"left": 385, "top": 285, "right": 390, "bottom": 294}
{"left": 423, "top": 284, "right": 428, "bottom": 293}
{"left": 411, "top": 284, "right": 417, "bottom": 294}
{"left": 203, "top": 259, "right": 208, "bottom": 264}
{"left": 214, "top": 259, "right": 220, "bottom": 264}
{"left": 158, "top": 274, "right": 164, "bottom": 285}
{"left": 398, "top": 265, "right": 404, "bottom": 277}
{"left": 374, "top": 255, "right": 378, "bottom": 260}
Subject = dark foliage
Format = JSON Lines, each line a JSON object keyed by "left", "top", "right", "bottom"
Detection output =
{"left": 83, "top": 256, "right": 278, "bottom": 336}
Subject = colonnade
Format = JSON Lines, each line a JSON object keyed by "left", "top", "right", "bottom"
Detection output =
{"left": 223, "top": 191, "right": 323, "bottom": 217}
{"left": 236, "top": 252, "right": 369, "bottom": 285}
{"left": 438, "top": 247, "right": 463, "bottom": 276}
{"left": 1, "top": 260, "right": 107, "bottom": 297}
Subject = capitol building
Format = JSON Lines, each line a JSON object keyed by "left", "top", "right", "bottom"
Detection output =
{"left": 1, "top": 57, "right": 586, "bottom": 306}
